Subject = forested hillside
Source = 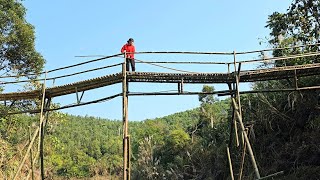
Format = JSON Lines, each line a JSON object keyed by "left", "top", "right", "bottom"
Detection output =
{"left": 2, "top": 82, "right": 319, "bottom": 179}
{"left": 0, "top": 96, "right": 230, "bottom": 179}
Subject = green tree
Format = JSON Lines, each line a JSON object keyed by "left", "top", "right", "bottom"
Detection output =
{"left": 267, "top": 0, "right": 320, "bottom": 45}
{"left": 0, "top": 0, "right": 44, "bottom": 77}
{"left": 266, "top": 0, "right": 320, "bottom": 66}
{"left": 199, "top": 85, "right": 215, "bottom": 105}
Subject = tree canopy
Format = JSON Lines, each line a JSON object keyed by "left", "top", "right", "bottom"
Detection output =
{"left": 0, "top": 0, "right": 44, "bottom": 76}
{"left": 266, "top": 0, "right": 320, "bottom": 66}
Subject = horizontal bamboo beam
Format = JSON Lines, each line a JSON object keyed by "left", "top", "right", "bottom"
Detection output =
{"left": 0, "top": 54, "right": 123, "bottom": 79}
{"left": 136, "top": 61, "right": 229, "bottom": 65}
{"left": 135, "top": 51, "right": 233, "bottom": 55}
{"left": 1, "top": 63, "right": 122, "bottom": 85}
{"left": 128, "top": 90, "right": 234, "bottom": 96}
{"left": 218, "top": 85, "right": 320, "bottom": 96}
{"left": 5, "top": 93, "right": 122, "bottom": 115}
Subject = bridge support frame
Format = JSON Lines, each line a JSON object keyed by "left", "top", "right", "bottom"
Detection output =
{"left": 39, "top": 97, "right": 51, "bottom": 180}
{"left": 227, "top": 51, "right": 261, "bottom": 180}
{"left": 13, "top": 74, "right": 52, "bottom": 180}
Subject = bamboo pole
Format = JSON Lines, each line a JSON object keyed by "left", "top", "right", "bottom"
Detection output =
{"left": 29, "top": 126, "right": 35, "bottom": 180}
{"left": 39, "top": 98, "right": 52, "bottom": 180}
{"left": 233, "top": 52, "right": 242, "bottom": 119}
{"left": 227, "top": 83, "right": 239, "bottom": 147}
{"left": 43, "top": 98, "right": 52, "bottom": 131}
{"left": 26, "top": 113, "right": 50, "bottom": 180}
{"left": 228, "top": 102, "right": 236, "bottom": 147}
{"left": 40, "top": 111, "right": 45, "bottom": 180}
{"left": 128, "top": 91, "right": 235, "bottom": 96}
{"left": 13, "top": 73, "right": 47, "bottom": 180}
{"left": 26, "top": 150, "right": 40, "bottom": 179}
{"left": 232, "top": 99, "right": 260, "bottom": 179}
{"left": 128, "top": 135, "right": 131, "bottom": 180}
{"left": 227, "top": 147, "right": 235, "bottom": 180}
{"left": 13, "top": 126, "right": 40, "bottom": 180}
{"left": 39, "top": 72, "right": 47, "bottom": 180}
{"left": 181, "top": 78, "right": 184, "bottom": 93}
{"left": 126, "top": 80, "right": 131, "bottom": 180}
{"left": 122, "top": 52, "right": 129, "bottom": 180}
{"left": 233, "top": 52, "right": 241, "bottom": 147}
{"left": 238, "top": 128, "right": 248, "bottom": 180}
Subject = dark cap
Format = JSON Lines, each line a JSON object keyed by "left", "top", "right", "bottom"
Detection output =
{"left": 128, "top": 38, "right": 134, "bottom": 42}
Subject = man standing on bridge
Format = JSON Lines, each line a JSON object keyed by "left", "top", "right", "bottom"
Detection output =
{"left": 121, "top": 38, "right": 136, "bottom": 71}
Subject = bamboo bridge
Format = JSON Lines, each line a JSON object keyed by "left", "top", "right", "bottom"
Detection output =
{"left": 1, "top": 43, "right": 320, "bottom": 180}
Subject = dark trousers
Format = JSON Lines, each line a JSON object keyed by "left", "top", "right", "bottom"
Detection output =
{"left": 126, "top": 58, "right": 135, "bottom": 71}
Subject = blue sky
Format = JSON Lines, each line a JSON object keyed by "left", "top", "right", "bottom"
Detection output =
{"left": 19, "top": 0, "right": 292, "bottom": 121}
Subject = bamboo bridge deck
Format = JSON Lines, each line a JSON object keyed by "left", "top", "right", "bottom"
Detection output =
{"left": 1, "top": 63, "right": 320, "bottom": 101}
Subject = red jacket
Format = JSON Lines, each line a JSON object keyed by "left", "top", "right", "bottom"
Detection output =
{"left": 121, "top": 43, "right": 135, "bottom": 59}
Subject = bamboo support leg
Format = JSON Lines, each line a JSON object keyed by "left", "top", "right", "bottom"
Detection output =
{"left": 232, "top": 99, "right": 260, "bottom": 179}
{"left": 122, "top": 56, "right": 129, "bottom": 180}
{"left": 14, "top": 75, "right": 47, "bottom": 180}
{"left": 128, "top": 135, "right": 131, "bottom": 180}
{"left": 29, "top": 126, "right": 35, "bottom": 180}
{"left": 228, "top": 83, "right": 239, "bottom": 147}
{"left": 238, "top": 128, "right": 248, "bottom": 180}
{"left": 13, "top": 127, "right": 40, "bottom": 180}
{"left": 40, "top": 98, "right": 51, "bottom": 180}
{"left": 227, "top": 147, "right": 235, "bottom": 180}
{"left": 40, "top": 119, "right": 45, "bottom": 179}
{"left": 38, "top": 73, "right": 47, "bottom": 180}
{"left": 26, "top": 151, "right": 40, "bottom": 180}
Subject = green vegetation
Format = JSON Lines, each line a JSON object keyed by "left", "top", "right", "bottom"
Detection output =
{"left": 0, "top": 94, "right": 231, "bottom": 179}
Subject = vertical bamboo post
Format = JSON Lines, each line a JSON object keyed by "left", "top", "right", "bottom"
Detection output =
{"left": 128, "top": 135, "right": 131, "bottom": 180}
{"left": 227, "top": 146, "right": 235, "bottom": 180}
{"left": 233, "top": 52, "right": 260, "bottom": 179}
{"left": 29, "top": 126, "right": 35, "bottom": 180}
{"left": 126, "top": 79, "right": 131, "bottom": 180}
{"left": 233, "top": 52, "right": 242, "bottom": 120}
{"left": 40, "top": 98, "right": 51, "bottom": 180}
{"left": 40, "top": 106, "right": 45, "bottom": 180}
{"left": 231, "top": 83, "right": 240, "bottom": 147}
{"left": 39, "top": 72, "right": 47, "bottom": 180}
{"left": 43, "top": 98, "right": 52, "bottom": 130}
{"left": 181, "top": 78, "right": 184, "bottom": 93}
{"left": 232, "top": 58, "right": 240, "bottom": 148}
{"left": 122, "top": 52, "right": 129, "bottom": 180}
{"left": 227, "top": 83, "right": 239, "bottom": 147}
